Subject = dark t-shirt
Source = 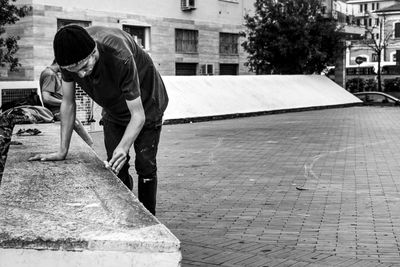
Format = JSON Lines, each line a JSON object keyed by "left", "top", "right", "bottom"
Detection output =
{"left": 61, "top": 26, "right": 168, "bottom": 126}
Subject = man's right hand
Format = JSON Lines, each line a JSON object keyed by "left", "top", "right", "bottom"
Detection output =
{"left": 28, "top": 152, "right": 66, "bottom": 161}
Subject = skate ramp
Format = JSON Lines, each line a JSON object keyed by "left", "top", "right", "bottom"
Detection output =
{"left": 162, "top": 75, "right": 361, "bottom": 122}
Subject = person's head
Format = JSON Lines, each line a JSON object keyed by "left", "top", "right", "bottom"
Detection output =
{"left": 53, "top": 24, "right": 98, "bottom": 78}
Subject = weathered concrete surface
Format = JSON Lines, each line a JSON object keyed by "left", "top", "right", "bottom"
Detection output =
{"left": 0, "top": 124, "right": 181, "bottom": 267}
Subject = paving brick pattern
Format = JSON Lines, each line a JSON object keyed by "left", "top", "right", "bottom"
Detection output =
{"left": 91, "top": 107, "right": 400, "bottom": 266}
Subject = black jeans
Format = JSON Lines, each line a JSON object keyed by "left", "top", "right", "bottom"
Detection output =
{"left": 103, "top": 119, "right": 162, "bottom": 215}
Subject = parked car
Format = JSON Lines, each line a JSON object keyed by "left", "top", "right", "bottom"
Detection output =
{"left": 353, "top": 92, "right": 400, "bottom": 106}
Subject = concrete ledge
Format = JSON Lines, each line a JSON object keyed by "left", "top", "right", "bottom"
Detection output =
{"left": 0, "top": 124, "right": 181, "bottom": 267}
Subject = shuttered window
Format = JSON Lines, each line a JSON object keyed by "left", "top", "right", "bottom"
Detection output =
{"left": 395, "top": 23, "right": 400, "bottom": 38}
{"left": 219, "top": 64, "right": 238, "bottom": 75}
{"left": 219, "top": 33, "right": 239, "bottom": 55}
{"left": 175, "top": 29, "right": 198, "bottom": 53}
{"left": 176, "top": 63, "right": 197, "bottom": 75}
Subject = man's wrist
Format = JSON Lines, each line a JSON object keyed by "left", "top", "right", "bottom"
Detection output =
{"left": 59, "top": 148, "right": 68, "bottom": 158}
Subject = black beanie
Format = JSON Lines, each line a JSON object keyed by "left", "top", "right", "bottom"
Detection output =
{"left": 53, "top": 25, "right": 95, "bottom": 67}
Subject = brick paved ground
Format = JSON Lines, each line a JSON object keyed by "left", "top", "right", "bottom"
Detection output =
{"left": 90, "top": 106, "right": 400, "bottom": 266}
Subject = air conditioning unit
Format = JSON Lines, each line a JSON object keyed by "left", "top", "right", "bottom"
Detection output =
{"left": 200, "top": 64, "right": 214, "bottom": 75}
{"left": 181, "top": 0, "right": 196, "bottom": 11}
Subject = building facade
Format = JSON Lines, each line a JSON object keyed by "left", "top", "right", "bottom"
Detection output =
{"left": 375, "top": 3, "right": 400, "bottom": 62}
{"left": 345, "top": 0, "right": 400, "bottom": 66}
{"left": 2, "top": 0, "right": 255, "bottom": 122}
{"left": 323, "top": 0, "right": 400, "bottom": 91}
{"left": 6, "top": 0, "right": 255, "bottom": 82}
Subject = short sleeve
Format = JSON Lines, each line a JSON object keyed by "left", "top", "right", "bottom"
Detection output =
{"left": 41, "top": 72, "right": 57, "bottom": 93}
{"left": 119, "top": 56, "right": 140, "bottom": 101}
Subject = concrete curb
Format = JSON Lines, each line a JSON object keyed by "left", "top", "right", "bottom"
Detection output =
{"left": 163, "top": 102, "right": 362, "bottom": 125}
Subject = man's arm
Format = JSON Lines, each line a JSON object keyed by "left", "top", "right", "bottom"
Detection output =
{"left": 107, "top": 97, "right": 145, "bottom": 173}
{"left": 42, "top": 91, "right": 62, "bottom": 106}
{"left": 28, "top": 81, "right": 76, "bottom": 161}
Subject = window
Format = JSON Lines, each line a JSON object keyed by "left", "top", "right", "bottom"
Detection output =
{"left": 382, "top": 65, "right": 400, "bottom": 74}
{"left": 364, "top": 19, "right": 367, "bottom": 26}
{"left": 346, "top": 66, "right": 374, "bottom": 75}
{"left": 372, "top": 3, "right": 375, "bottom": 10}
{"left": 369, "top": 18, "right": 372, "bottom": 27}
{"left": 377, "top": 3, "right": 379, "bottom": 9}
{"left": 122, "top": 25, "right": 149, "bottom": 49}
{"left": 376, "top": 33, "right": 379, "bottom": 39}
{"left": 220, "top": 64, "right": 238, "bottom": 75}
{"left": 396, "top": 50, "right": 400, "bottom": 63}
{"left": 176, "top": 63, "right": 197, "bottom": 75}
{"left": 57, "top": 19, "right": 91, "bottom": 29}
{"left": 360, "top": 4, "right": 363, "bottom": 12}
{"left": 395, "top": 23, "right": 400, "bottom": 38}
{"left": 219, "top": 33, "right": 239, "bottom": 55}
{"left": 376, "top": 18, "right": 379, "bottom": 26}
{"left": 357, "top": 19, "right": 360, "bottom": 26}
{"left": 175, "top": 29, "right": 198, "bottom": 53}
{"left": 364, "top": 4, "right": 368, "bottom": 11}
{"left": 372, "top": 53, "right": 378, "bottom": 62}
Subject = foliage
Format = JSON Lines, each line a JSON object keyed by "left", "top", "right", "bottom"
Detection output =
{"left": 383, "top": 78, "right": 400, "bottom": 92}
{"left": 0, "top": 0, "right": 30, "bottom": 71}
{"left": 346, "top": 78, "right": 365, "bottom": 93}
{"left": 364, "top": 78, "right": 377, "bottom": 91}
{"left": 358, "top": 19, "right": 392, "bottom": 91}
{"left": 346, "top": 78, "right": 381, "bottom": 92}
{"left": 241, "top": 0, "right": 343, "bottom": 74}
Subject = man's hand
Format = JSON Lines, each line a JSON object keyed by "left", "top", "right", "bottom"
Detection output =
{"left": 108, "top": 147, "right": 128, "bottom": 174}
{"left": 28, "top": 152, "right": 66, "bottom": 161}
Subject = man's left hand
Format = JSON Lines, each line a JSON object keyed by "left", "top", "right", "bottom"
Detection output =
{"left": 108, "top": 147, "right": 128, "bottom": 174}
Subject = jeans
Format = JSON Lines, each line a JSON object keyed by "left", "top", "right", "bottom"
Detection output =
{"left": 103, "top": 119, "right": 162, "bottom": 215}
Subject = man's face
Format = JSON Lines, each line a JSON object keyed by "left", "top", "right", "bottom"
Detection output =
{"left": 61, "top": 48, "right": 98, "bottom": 78}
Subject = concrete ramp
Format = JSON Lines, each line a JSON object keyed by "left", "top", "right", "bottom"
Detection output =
{"left": 162, "top": 75, "right": 361, "bottom": 122}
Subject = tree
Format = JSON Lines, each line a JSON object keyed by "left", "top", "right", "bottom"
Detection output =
{"left": 241, "top": 0, "right": 343, "bottom": 74}
{"left": 0, "top": 0, "right": 30, "bottom": 71}
{"left": 360, "top": 18, "right": 391, "bottom": 92}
